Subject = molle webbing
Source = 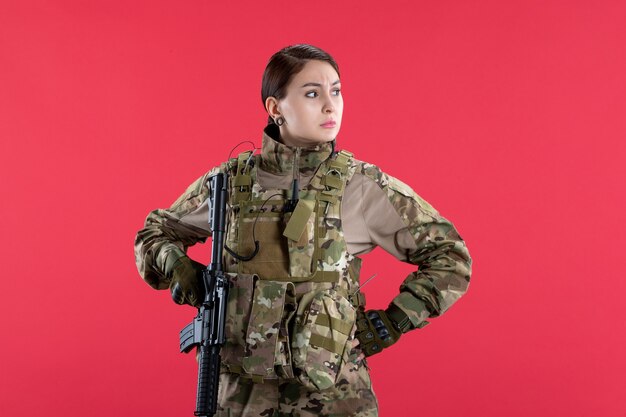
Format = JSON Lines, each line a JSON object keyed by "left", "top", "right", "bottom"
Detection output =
{"left": 222, "top": 364, "right": 272, "bottom": 383}
{"left": 229, "top": 149, "right": 354, "bottom": 284}
{"left": 269, "top": 269, "right": 340, "bottom": 283}
{"left": 309, "top": 333, "right": 345, "bottom": 356}
{"left": 315, "top": 313, "right": 354, "bottom": 336}
{"left": 232, "top": 151, "right": 254, "bottom": 204}
{"left": 318, "top": 150, "right": 352, "bottom": 201}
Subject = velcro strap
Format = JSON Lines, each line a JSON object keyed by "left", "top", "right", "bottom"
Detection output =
{"left": 309, "top": 333, "right": 345, "bottom": 355}
{"left": 322, "top": 174, "right": 342, "bottom": 190}
{"left": 162, "top": 246, "right": 186, "bottom": 277}
{"left": 349, "top": 291, "right": 366, "bottom": 308}
{"left": 306, "top": 270, "right": 340, "bottom": 282}
{"left": 282, "top": 199, "right": 315, "bottom": 242}
{"left": 337, "top": 149, "right": 353, "bottom": 161}
{"left": 328, "top": 161, "right": 348, "bottom": 174}
{"left": 237, "top": 151, "right": 253, "bottom": 173}
{"left": 316, "top": 193, "right": 338, "bottom": 204}
{"left": 329, "top": 150, "right": 353, "bottom": 173}
{"left": 233, "top": 190, "right": 250, "bottom": 203}
{"left": 233, "top": 175, "right": 251, "bottom": 187}
{"left": 224, "top": 364, "right": 271, "bottom": 383}
{"left": 267, "top": 270, "right": 339, "bottom": 283}
{"left": 316, "top": 313, "right": 353, "bottom": 335}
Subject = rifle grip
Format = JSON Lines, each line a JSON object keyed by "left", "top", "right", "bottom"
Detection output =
{"left": 194, "top": 345, "right": 221, "bottom": 417}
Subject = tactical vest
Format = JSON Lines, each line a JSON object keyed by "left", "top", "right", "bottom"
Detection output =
{"left": 218, "top": 149, "right": 366, "bottom": 391}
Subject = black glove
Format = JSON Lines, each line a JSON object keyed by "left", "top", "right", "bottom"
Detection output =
{"left": 355, "top": 304, "right": 410, "bottom": 357}
{"left": 167, "top": 256, "right": 206, "bottom": 307}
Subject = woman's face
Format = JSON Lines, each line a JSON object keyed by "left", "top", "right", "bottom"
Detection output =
{"left": 268, "top": 60, "right": 343, "bottom": 147}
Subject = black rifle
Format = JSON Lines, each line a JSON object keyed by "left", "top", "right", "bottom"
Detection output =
{"left": 179, "top": 172, "right": 230, "bottom": 417}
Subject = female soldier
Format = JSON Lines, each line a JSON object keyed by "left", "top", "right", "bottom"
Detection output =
{"left": 134, "top": 44, "right": 472, "bottom": 417}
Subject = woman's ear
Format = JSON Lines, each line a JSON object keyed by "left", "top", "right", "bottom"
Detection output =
{"left": 265, "top": 97, "right": 281, "bottom": 120}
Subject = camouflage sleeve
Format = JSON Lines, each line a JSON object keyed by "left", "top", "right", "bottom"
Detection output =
{"left": 134, "top": 171, "right": 214, "bottom": 290}
{"left": 357, "top": 163, "right": 473, "bottom": 330}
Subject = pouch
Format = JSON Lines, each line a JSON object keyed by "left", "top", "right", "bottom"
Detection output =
{"left": 283, "top": 199, "right": 317, "bottom": 279}
{"left": 236, "top": 199, "right": 290, "bottom": 279}
{"left": 241, "top": 280, "right": 292, "bottom": 379}
{"left": 221, "top": 273, "right": 257, "bottom": 368}
{"left": 291, "top": 288, "right": 356, "bottom": 391}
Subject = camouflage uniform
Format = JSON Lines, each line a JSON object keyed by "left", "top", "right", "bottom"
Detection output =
{"left": 134, "top": 124, "right": 472, "bottom": 416}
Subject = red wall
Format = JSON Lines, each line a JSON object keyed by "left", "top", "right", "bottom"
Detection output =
{"left": 2, "top": 1, "right": 625, "bottom": 416}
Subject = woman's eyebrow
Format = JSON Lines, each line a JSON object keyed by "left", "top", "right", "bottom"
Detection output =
{"left": 300, "top": 80, "right": 341, "bottom": 88}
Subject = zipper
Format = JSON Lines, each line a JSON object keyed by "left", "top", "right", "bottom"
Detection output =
{"left": 284, "top": 147, "right": 301, "bottom": 213}
{"left": 293, "top": 147, "right": 301, "bottom": 187}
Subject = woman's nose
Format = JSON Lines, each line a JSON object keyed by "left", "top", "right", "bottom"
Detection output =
{"left": 323, "top": 99, "right": 334, "bottom": 113}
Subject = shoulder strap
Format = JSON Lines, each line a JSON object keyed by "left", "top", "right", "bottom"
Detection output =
{"left": 316, "top": 149, "right": 354, "bottom": 209}
{"left": 231, "top": 150, "right": 255, "bottom": 204}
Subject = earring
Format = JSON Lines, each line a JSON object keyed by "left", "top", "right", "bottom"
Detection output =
{"left": 276, "top": 116, "right": 285, "bottom": 126}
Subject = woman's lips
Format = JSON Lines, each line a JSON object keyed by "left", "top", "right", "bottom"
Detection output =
{"left": 321, "top": 121, "right": 336, "bottom": 128}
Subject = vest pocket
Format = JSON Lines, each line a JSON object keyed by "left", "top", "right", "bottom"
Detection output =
{"left": 221, "top": 276, "right": 297, "bottom": 381}
{"left": 291, "top": 288, "right": 356, "bottom": 391}
{"left": 221, "top": 273, "right": 256, "bottom": 368}
{"left": 241, "top": 280, "right": 292, "bottom": 379}
{"left": 236, "top": 200, "right": 290, "bottom": 280}
{"left": 283, "top": 199, "right": 316, "bottom": 279}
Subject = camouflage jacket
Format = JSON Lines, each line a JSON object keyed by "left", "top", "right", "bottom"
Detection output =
{"left": 135, "top": 124, "right": 472, "bottom": 332}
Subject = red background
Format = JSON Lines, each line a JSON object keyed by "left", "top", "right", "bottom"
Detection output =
{"left": 2, "top": 1, "right": 625, "bottom": 416}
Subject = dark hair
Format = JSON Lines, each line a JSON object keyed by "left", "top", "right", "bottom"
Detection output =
{"left": 261, "top": 44, "right": 340, "bottom": 125}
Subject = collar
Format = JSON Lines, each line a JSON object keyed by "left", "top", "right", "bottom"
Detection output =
{"left": 260, "top": 124, "right": 335, "bottom": 176}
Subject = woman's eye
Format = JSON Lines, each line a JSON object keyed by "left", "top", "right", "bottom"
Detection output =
{"left": 305, "top": 91, "right": 318, "bottom": 98}
{"left": 332, "top": 88, "right": 341, "bottom": 96}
